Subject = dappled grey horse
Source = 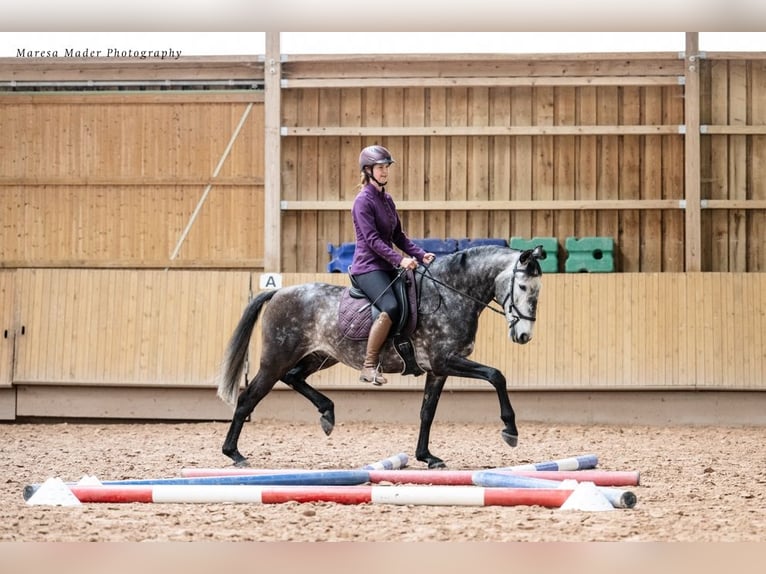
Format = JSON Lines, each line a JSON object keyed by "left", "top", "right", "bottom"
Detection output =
{"left": 217, "top": 245, "right": 545, "bottom": 468}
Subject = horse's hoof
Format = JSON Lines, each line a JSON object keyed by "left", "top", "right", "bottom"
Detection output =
{"left": 233, "top": 457, "right": 250, "bottom": 468}
{"left": 428, "top": 460, "right": 447, "bottom": 469}
{"left": 319, "top": 409, "right": 335, "bottom": 436}
{"left": 501, "top": 430, "right": 518, "bottom": 447}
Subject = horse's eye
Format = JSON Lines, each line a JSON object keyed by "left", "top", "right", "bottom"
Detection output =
{"left": 518, "top": 284, "right": 527, "bottom": 292}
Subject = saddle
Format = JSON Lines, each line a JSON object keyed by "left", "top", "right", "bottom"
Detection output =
{"left": 338, "top": 269, "right": 424, "bottom": 376}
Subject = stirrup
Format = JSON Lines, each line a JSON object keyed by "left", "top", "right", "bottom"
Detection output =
{"left": 359, "top": 366, "right": 387, "bottom": 386}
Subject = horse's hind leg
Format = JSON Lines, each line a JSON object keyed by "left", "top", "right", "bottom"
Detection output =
{"left": 282, "top": 355, "right": 338, "bottom": 435}
{"left": 416, "top": 373, "right": 448, "bottom": 469}
{"left": 222, "top": 369, "right": 280, "bottom": 466}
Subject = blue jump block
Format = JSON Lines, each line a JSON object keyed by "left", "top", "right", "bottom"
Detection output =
{"left": 564, "top": 236, "right": 615, "bottom": 273}
{"left": 509, "top": 236, "right": 559, "bottom": 273}
{"left": 413, "top": 238, "right": 459, "bottom": 256}
{"left": 327, "top": 242, "right": 356, "bottom": 273}
{"left": 456, "top": 238, "right": 509, "bottom": 251}
{"left": 327, "top": 238, "right": 459, "bottom": 272}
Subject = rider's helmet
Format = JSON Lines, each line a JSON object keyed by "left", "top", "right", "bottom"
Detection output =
{"left": 359, "top": 145, "right": 395, "bottom": 172}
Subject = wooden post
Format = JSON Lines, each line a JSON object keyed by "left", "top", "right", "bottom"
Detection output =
{"left": 263, "top": 32, "right": 282, "bottom": 271}
{"left": 684, "top": 32, "right": 702, "bottom": 271}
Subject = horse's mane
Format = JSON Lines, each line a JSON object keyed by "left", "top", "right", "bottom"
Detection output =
{"left": 432, "top": 245, "right": 514, "bottom": 274}
{"left": 429, "top": 244, "right": 542, "bottom": 278}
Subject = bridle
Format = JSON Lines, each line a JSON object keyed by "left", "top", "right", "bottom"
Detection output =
{"left": 499, "top": 266, "right": 538, "bottom": 330}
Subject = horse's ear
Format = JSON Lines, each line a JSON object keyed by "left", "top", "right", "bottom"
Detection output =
{"left": 519, "top": 246, "right": 546, "bottom": 265}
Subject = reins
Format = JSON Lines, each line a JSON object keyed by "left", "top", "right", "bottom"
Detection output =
{"left": 415, "top": 263, "right": 505, "bottom": 317}
{"left": 415, "top": 260, "right": 537, "bottom": 323}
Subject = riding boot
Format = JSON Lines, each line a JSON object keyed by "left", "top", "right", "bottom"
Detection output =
{"left": 360, "top": 312, "right": 392, "bottom": 386}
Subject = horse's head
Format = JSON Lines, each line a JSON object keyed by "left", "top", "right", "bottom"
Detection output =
{"left": 497, "top": 245, "right": 545, "bottom": 344}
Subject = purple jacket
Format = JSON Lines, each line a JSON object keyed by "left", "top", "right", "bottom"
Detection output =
{"left": 349, "top": 183, "right": 426, "bottom": 274}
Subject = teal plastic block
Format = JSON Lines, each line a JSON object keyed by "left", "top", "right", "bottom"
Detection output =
{"left": 509, "top": 236, "right": 559, "bottom": 273}
{"left": 564, "top": 236, "right": 615, "bottom": 273}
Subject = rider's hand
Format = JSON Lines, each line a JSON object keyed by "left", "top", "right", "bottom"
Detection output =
{"left": 400, "top": 256, "right": 418, "bottom": 270}
{"left": 423, "top": 253, "right": 436, "bottom": 265}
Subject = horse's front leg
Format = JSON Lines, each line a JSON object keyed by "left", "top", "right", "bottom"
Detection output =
{"left": 442, "top": 355, "right": 518, "bottom": 448}
{"left": 416, "top": 373, "right": 448, "bottom": 469}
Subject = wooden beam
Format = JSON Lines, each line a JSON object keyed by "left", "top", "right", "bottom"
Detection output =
{"left": 263, "top": 33, "right": 282, "bottom": 272}
{"left": 281, "top": 199, "right": 685, "bottom": 211}
{"left": 702, "top": 200, "right": 766, "bottom": 209}
{"left": 282, "top": 125, "right": 683, "bottom": 137}
{"left": 0, "top": 92, "right": 264, "bottom": 104}
{"left": 0, "top": 56, "right": 265, "bottom": 82}
{"left": 684, "top": 32, "right": 702, "bottom": 272}
{"left": 0, "top": 177, "right": 264, "bottom": 187}
{"left": 282, "top": 52, "right": 684, "bottom": 63}
{"left": 282, "top": 76, "right": 683, "bottom": 89}
{"left": 0, "top": 260, "right": 264, "bottom": 269}
{"left": 701, "top": 125, "right": 766, "bottom": 134}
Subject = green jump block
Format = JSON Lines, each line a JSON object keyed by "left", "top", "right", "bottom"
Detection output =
{"left": 564, "top": 236, "right": 615, "bottom": 273}
{"left": 509, "top": 236, "right": 559, "bottom": 273}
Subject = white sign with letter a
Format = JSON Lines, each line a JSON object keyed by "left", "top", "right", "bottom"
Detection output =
{"left": 259, "top": 273, "right": 282, "bottom": 290}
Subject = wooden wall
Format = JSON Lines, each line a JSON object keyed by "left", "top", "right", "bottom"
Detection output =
{"left": 278, "top": 53, "right": 691, "bottom": 273}
{"left": 0, "top": 92, "right": 265, "bottom": 268}
{"left": 5, "top": 270, "right": 765, "bottom": 395}
{"left": 701, "top": 56, "right": 766, "bottom": 271}
{"left": 1, "top": 49, "right": 765, "bottom": 274}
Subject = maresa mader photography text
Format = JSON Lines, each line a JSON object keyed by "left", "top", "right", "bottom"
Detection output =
{"left": 16, "top": 48, "right": 182, "bottom": 60}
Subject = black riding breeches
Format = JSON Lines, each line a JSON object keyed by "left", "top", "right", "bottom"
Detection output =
{"left": 351, "top": 269, "right": 401, "bottom": 326}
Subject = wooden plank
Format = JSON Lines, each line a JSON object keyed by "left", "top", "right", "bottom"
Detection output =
{"left": 750, "top": 61, "right": 766, "bottom": 271}
{"left": 318, "top": 89, "right": 343, "bottom": 273}
{"left": 703, "top": 199, "right": 766, "bottom": 209}
{"left": 447, "top": 87, "right": 469, "bottom": 235}
{"left": 425, "top": 88, "right": 448, "bottom": 239}
{"left": 510, "top": 86, "right": 533, "bottom": 239}
{"left": 282, "top": 125, "right": 683, "bottom": 137}
{"left": 0, "top": 271, "right": 15, "bottom": 386}
{"left": 0, "top": 177, "right": 264, "bottom": 187}
{"left": 283, "top": 52, "right": 684, "bottom": 64}
{"left": 282, "top": 75, "right": 684, "bottom": 89}
{"left": 707, "top": 60, "right": 729, "bottom": 271}
{"left": 663, "top": 88, "right": 686, "bottom": 272}
{"left": 0, "top": 92, "right": 264, "bottom": 105}
{"left": 0, "top": 56, "right": 264, "bottom": 82}
{"left": 467, "top": 87, "right": 490, "bottom": 238}
{"left": 280, "top": 199, "right": 684, "bottom": 211}
{"left": 403, "top": 87, "right": 426, "bottom": 237}
{"left": 597, "top": 87, "right": 620, "bottom": 247}
{"left": 553, "top": 86, "right": 576, "bottom": 240}
{"left": 488, "top": 87, "right": 511, "bottom": 238}
{"left": 701, "top": 125, "right": 766, "bottom": 134}
{"left": 619, "top": 88, "right": 642, "bottom": 271}
{"left": 263, "top": 32, "right": 282, "bottom": 272}
{"left": 684, "top": 33, "right": 702, "bottom": 271}
{"left": 641, "top": 86, "right": 664, "bottom": 271}
{"left": 282, "top": 55, "right": 684, "bottom": 81}
{"left": 727, "top": 60, "right": 749, "bottom": 272}
{"left": 532, "top": 87, "right": 554, "bottom": 236}
{"left": 575, "top": 88, "right": 598, "bottom": 237}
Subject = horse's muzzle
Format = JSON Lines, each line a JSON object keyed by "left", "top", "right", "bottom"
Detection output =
{"left": 510, "top": 328, "right": 531, "bottom": 344}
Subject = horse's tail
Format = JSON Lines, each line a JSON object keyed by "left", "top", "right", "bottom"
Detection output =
{"left": 217, "top": 289, "right": 279, "bottom": 407}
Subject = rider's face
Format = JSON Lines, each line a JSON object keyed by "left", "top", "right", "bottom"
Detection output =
{"left": 372, "top": 163, "right": 390, "bottom": 183}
